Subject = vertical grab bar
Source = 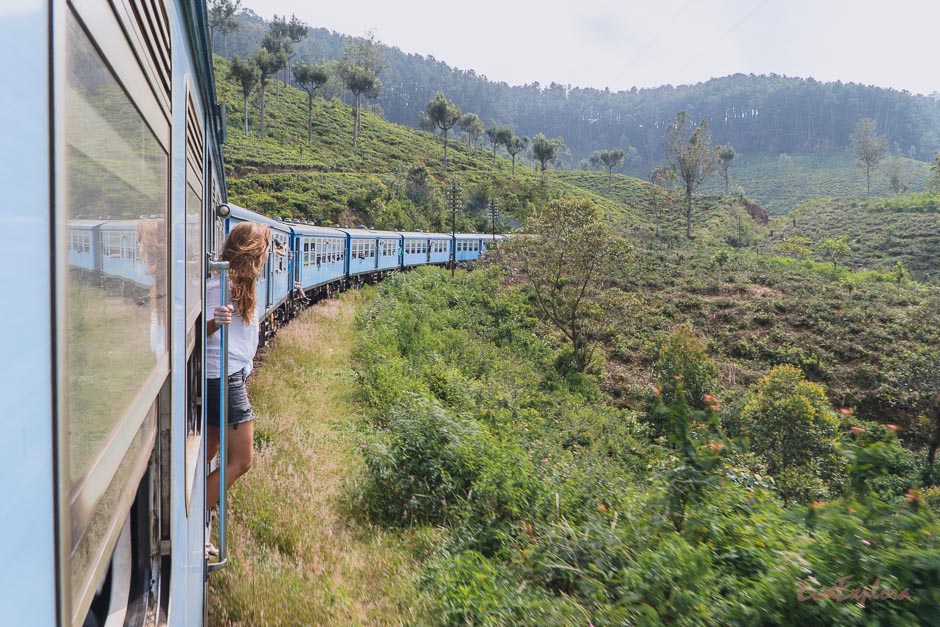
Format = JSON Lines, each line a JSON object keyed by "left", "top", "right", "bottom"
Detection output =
{"left": 207, "top": 260, "right": 230, "bottom": 573}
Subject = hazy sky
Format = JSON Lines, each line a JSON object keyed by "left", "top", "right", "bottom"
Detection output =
{"left": 255, "top": 0, "right": 940, "bottom": 96}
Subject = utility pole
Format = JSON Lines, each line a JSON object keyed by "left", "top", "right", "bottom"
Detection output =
{"left": 488, "top": 197, "right": 499, "bottom": 242}
{"left": 447, "top": 178, "right": 462, "bottom": 278}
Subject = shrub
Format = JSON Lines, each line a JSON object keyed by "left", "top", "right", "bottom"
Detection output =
{"left": 362, "top": 395, "right": 491, "bottom": 525}
{"left": 741, "top": 365, "right": 843, "bottom": 504}
{"left": 651, "top": 325, "right": 719, "bottom": 412}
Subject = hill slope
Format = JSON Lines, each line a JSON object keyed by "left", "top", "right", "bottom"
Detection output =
{"left": 216, "top": 56, "right": 659, "bottom": 232}
{"left": 691, "top": 151, "right": 931, "bottom": 215}
{"left": 764, "top": 194, "right": 940, "bottom": 282}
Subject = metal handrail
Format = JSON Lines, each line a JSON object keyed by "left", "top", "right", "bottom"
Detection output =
{"left": 207, "top": 260, "right": 229, "bottom": 573}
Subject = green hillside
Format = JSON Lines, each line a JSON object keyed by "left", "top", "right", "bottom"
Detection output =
{"left": 690, "top": 151, "right": 931, "bottom": 215}
{"left": 216, "top": 57, "right": 653, "bottom": 232}
{"left": 764, "top": 194, "right": 940, "bottom": 283}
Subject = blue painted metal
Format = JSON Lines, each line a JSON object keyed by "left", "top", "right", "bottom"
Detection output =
{"left": 290, "top": 223, "right": 348, "bottom": 290}
{"left": 338, "top": 228, "right": 404, "bottom": 276}
{"left": 206, "top": 261, "right": 230, "bottom": 573}
{"left": 0, "top": 2, "right": 57, "bottom": 623}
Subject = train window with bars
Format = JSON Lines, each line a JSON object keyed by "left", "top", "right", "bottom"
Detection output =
{"left": 70, "top": 230, "right": 90, "bottom": 253}
{"left": 274, "top": 234, "right": 288, "bottom": 272}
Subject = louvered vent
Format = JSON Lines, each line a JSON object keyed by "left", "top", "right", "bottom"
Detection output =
{"left": 186, "top": 92, "right": 204, "bottom": 187}
{"left": 127, "top": 0, "right": 171, "bottom": 109}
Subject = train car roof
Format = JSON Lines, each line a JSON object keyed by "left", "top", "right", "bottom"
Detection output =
{"left": 336, "top": 228, "right": 402, "bottom": 238}
{"left": 67, "top": 219, "right": 109, "bottom": 228}
{"left": 228, "top": 204, "right": 292, "bottom": 234}
{"left": 398, "top": 231, "right": 453, "bottom": 239}
{"left": 289, "top": 223, "right": 347, "bottom": 237}
{"left": 98, "top": 219, "right": 152, "bottom": 230}
{"left": 455, "top": 232, "right": 490, "bottom": 239}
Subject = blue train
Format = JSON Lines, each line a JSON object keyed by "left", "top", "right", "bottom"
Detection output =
{"left": 2, "top": 1, "right": 497, "bottom": 625}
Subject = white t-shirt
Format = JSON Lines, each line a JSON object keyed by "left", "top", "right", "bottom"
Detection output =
{"left": 206, "top": 276, "right": 259, "bottom": 379}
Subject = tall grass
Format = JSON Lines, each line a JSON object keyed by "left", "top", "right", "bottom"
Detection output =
{"left": 208, "top": 290, "right": 430, "bottom": 625}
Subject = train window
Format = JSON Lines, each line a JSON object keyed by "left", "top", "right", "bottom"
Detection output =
{"left": 185, "top": 88, "right": 204, "bottom": 328}
{"left": 64, "top": 7, "right": 169, "bottom": 621}
{"left": 70, "top": 230, "right": 90, "bottom": 253}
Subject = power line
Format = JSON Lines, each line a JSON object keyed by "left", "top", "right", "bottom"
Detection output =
{"left": 678, "top": 0, "right": 773, "bottom": 74}
{"left": 613, "top": 0, "right": 695, "bottom": 83}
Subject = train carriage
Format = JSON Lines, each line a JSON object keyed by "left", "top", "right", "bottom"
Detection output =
{"left": 290, "top": 222, "right": 349, "bottom": 299}
{"left": 454, "top": 233, "right": 485, "bottom": 262}
{"left": 339, "top": 228, "right": 404, "bottom": 278}
{"left": 98, "top": 219, "right": 154, "bottom": 289}
{"left": 400, "top": 231, "right": 452, "bottom": 267}
{"left": 67, "top": 219, "right": 106, "bottom": 272}
{"left": 2, "top": 0, "right": 230, "bottom": 624}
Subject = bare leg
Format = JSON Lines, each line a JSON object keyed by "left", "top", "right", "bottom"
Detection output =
{"left": 206, "top": 426, "right": 220, "bottom": 467}
{"left": 206, "top": 421, "right": 255, "bottom": 509}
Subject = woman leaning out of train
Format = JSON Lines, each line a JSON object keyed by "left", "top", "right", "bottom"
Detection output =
{"left": 204, "top": 221, "right": 272, "bottom": 556}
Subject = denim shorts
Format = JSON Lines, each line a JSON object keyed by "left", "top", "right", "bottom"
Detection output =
{"left": 207, "top": 368, "right": 255, "bottom": 428}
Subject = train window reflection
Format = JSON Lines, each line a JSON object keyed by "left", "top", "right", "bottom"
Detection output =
{"left": 65, "top": 14, "right": 168, "bottom": 485}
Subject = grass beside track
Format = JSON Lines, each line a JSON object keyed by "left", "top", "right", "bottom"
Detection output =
{"left": 208, "top": 289, "right": 428, "bottom": 625}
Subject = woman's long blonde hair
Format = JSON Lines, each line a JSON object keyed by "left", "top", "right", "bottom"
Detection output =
{"left": 221, "top": 222, "right": 270, "bottom": 323}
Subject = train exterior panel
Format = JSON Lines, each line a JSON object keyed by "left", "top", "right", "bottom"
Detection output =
{"left": 400, "top": 232, "right": 451, "bottom": 267}
{"left": 1, "top": 1, "right": 57, "bottom": 623}
{"left": 290, "top": 223, "right": 349, "bottom": 292}
{"left": 340, "top": 228, "right": 403, "bottom": 276}
{"left": 455, "top": 234, "right": 485, "bottom": 262}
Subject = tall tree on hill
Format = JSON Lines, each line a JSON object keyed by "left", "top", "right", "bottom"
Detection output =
{"left": 508, "top": 198, "right": 626, "bottom": 373}
{"left": 458, "top": 113, "right": 484, "bottom": 153}
{"left": 884, "top": 157, "right": 908, "bottom": 195}
{"left": 228, "top": 55, "right": 259, "bottom": 134}
{"left": 339, "top": 31, "right": 386, "bottom": 148}
{"left": 663, "top": 111, "right": 718, "bottom": 239}
{"left": 718, "top": 145, "right": 736, "bottom": 195}
{"left": 286, "top": 15, "right": 309, "bottom": 80}
{"left": 208, "top": 0, "right": 240, "bottom": 57}
{"left": 485, "top": 125, "right": 512, "bottom": 165}
{"left": 650, "top": 166, "right": 676, "bottom": 239}
{"left": 425, "top": 93, "right": 462, "bottom": 172}
{"left": 253, "top": 46, "right": 285, "bottom": 136}
{"left": 818, "top": 235, "right": 850, "bottom": 272}
{"left": 293, "top": 61, "right": 329, "bottom": 142}
{"left": 268, "top": 14, "right": 308, "bottom": 96}
{"left": 929, "top": 154, "right": 940, "bottom": 193}
{"left": 590, "top": 149, "right": 626, "bottom": 191}
{"left": 505, "top": 134, "right": 529, "bottom": 177}
{"left": 851, "top": 117, "right": 887, "bottom": 196}
{"left": 262, "top": 26, "right": 291, "bottom": 103}
{"left": 531, "top": 133, "right": 562, "bottom": 182}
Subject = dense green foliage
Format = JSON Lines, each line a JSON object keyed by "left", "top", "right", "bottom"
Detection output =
{"left": 355, "top": 267, "right": 940, "bottom": 625}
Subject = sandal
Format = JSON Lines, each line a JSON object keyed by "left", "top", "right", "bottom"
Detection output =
{"left": 205, "top": 541, "right": 219, "bottom": 558}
